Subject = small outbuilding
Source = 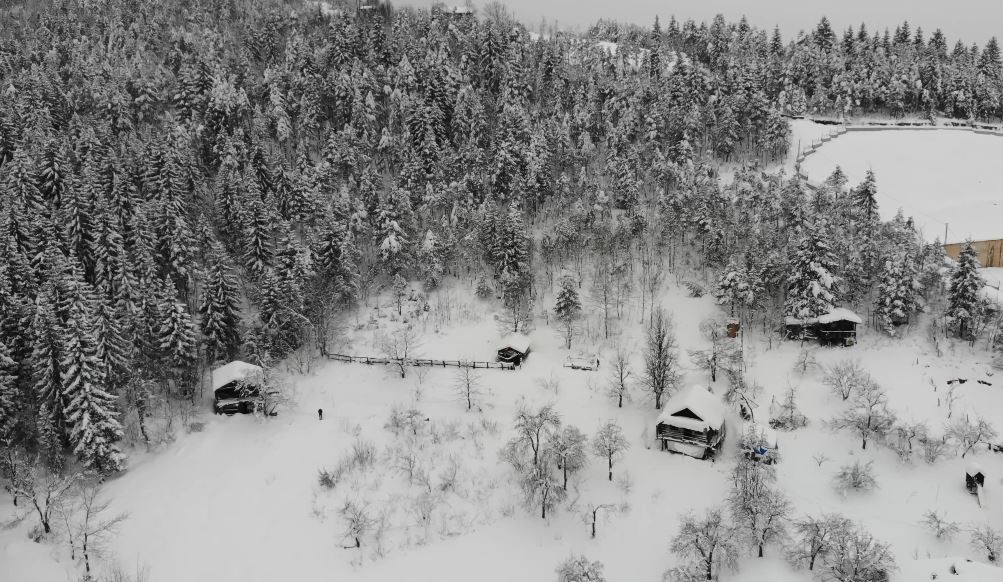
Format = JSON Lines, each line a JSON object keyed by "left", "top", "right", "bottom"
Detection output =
{"left": 656, "top": 386, "right": 726, "bottom": 459}
{"left": 497, "top": 334, "right": 531, "bottom": 365}
{"left": 785, "top": 307, "right": 862, "bottom": 347}
{"left": 212, "top": 361, "right": 265, "bottom": 415}
{"left": 966, "top": 463, "right": 986, "bottom": 494}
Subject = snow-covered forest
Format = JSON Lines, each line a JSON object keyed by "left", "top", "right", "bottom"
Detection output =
{"left": 2, "top": 1, "right": 1003, "bottom": 581}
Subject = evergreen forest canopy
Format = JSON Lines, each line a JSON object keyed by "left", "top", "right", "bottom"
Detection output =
{"left": 0, "top": 0, "right": 992, "bottom": 475}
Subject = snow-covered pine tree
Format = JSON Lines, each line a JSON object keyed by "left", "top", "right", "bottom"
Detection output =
{"left": 553, "top": 273, "right": 582, "bottom": 349}
{"left": 199, "top": 247, "right": 242, "bottom": 363}
{"left": 240, "top": 177, "right": 275, "bottom": 276}
{"left": 61, "top": 297, "right": 125, "bottom": 473}
{"left": 158, "top": 300, "right": 198, "bottom": 372}
{"left": 30, "top": 286, "right": 65, "bottom": 443}
{"left": 417, "top": 229, "right": 443, "bottom": 289}
{"left": 715, "top": 261, "right": 762, "bottom": 318}
{"left": 946, "top": 242, "right": 985, "bottom": 340}
{"left": 852, "top": 170, "right": 879, "bottom": 225}
{"left": 785, "top": 226, "right": 840, "bottom": 319}
{"left": 0, "top": 338, "right": 18, "bottom": 440}
{"left": 91, "top": 296, "right": 133, "bottom": 393}
{"left": 874, "top": 255, "right": 918, "bottom": 336}
{"left": 375, "top": 188, "right": 413, "bottom": 277}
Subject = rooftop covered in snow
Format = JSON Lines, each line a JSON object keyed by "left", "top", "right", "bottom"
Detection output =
{"left": 656, "top": 386, "right": 725, "bottom": 433}
{"left": 497, "top": 334, "right": 531, "bottom": 355}
{"left": 785, "top": 307, "right": 862, "bottom": 327}
{"left": 211, "top": 361, "right": 264, "bottom": 393}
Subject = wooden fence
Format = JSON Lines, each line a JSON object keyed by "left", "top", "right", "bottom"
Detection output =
{"left": 326, "top": 353, "right": 516, "bottom": 370}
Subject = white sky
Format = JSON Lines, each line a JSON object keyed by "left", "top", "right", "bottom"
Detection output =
{"left": 403, "top": 0, "right": 1003, "bottom": 45}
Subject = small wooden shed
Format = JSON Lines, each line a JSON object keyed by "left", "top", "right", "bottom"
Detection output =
{"left": 497, "top": 334, "right": 531, "bottom": 365}
{"left": 966, "top": 463, "right": 986, "bottom": 494}
{"left": 785, "top": 308, "right": 862, "bottom": 347}
{"left": 656, "top": 386, "right": 726, "bottom": 459}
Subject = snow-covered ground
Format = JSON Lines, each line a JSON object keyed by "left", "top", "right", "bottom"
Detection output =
{"left": 4, "top": 277, "right": 1003, "bottom": 581}
{"left": 800, "top": 128, "right": 1003, "bottom": 244}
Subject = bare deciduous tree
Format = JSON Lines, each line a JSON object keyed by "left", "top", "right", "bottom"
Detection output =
{"left": 728, "top": 460, "right": 791, "bottom": 557}
{"left": 517, "top": 450, "right": 566, "bottom": 519}
{"left": 787, "top": 513, "right": 852, "bottom": 571}
{"left": 556, "top": 554, "right": 606, "bottom": 582}
{"left": 380, "top": 325, "right": 421, "bottom": 379}
{"left": 548, "top": 426, "right": 589, "bottom": 489}
{"left": 340, "top": 500, "right": 376, "bottom": 549}
{"left": 945, "top": 415, "right": 998, "bottom": 458}
{"left": 591, "top": 421, "right": 630, "bottom": 482}
{"left": 644, "top": 309, "right": 681, "bottom": 410}
{"left": 607, "top": 347, "right": 632, "bottom": 408}
{"left": 689, "top": 319, "right": 742, "bottom": 383}
{"left": 70, "top": 481, "right": 129, "bottom": 576}
{"left": 583, "top": 502, "right": 615, "bottom": 539}
{"left": 7, "top": 456, "right": 80, "bottom": 536}
{"left": 510, "top": 404, "right": 561, "bottom": 466}
{"left": 792, "top": 347, "right": 818, "bottom": 375}
{"left": 825, "top": 525, "right": 895, "bottom": 582}
{"left": 1, "top": 443, "right": 31, "bottom": 507}
{"left": 823, "top": 360, "right": 871, "bottom": 401}
{"left": 670, "top": 507, "right": 739, "bottom": 581}
{"left": 831, "top": 383, "right": 896, "bottom": 450}
{"left": 453, "top": 366, "right": 482, "bottom": 411}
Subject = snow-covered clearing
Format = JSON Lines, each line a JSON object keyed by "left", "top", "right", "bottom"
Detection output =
{"left": 4, "top": 278, "right": 1003, "bottom": 581}
{"left": 800, "top": 128, "right": 1003, "bottom": 244}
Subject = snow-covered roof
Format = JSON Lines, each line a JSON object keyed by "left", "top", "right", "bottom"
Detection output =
{"left": 817, "top": 308, "right": 863, "bottom": 324}
{"left": 498, "top": 334, "right": 531, "bottom": 354}
{"left": 656, "top": 386, "right": 725, "bottom": 432}
{"left": 785, "top": 307, "right": 862, "bottom": 326}
{"left": 449, "top": 5, "right": 473, "bottom": 14}
{"left": 212, "top": 361, "right": 264, "bottom": 392}
{"left": 967, "top": 462, "right": 984, "bottom": 476}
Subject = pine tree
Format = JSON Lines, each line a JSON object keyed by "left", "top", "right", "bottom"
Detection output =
{"left": 553, "top": 273, "right": 582, "bottom": 349}
{"left": 91, "top": 297, "right": 132, "bottom": 393}
{"left": 30, "top": 288, "right": 65, "bottom": 442}
{"left": 0, "top": 338, "right": 18, "bottom": 440}
{"left": 946, "top": 242, "right": 984, "bottom": 340}
{"left": 61, "top": 299, "right": 125, "bottom": 473}
{"left": 874, "top": 255, "right": 918, "bottom": 336}
{"left": 199, "top": 248, "right": 242, "bottom": 362}
{"left": 786, "top": 227, "right": 840, "bottom": 319}
{"left": 852, "top": 170, "right": 879, "bottom": 225}
{"left": 159, "top": 300, "right": 198, "bottom": 371}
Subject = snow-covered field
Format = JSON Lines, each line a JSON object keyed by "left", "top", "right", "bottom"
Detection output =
{"left": 4, "top": 278, "right": 1003, "bottom": 582}
{"left": 800, "top": 128, "right": 1003, "bottom": 244}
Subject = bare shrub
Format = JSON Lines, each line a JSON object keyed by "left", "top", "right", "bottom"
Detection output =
{"left": 833, "top": 460, "right": 878, "bottom": 493}
{"left": 970, "top": 525, "right": 1003, "bottom": 563}
{"left": 921, "top": 510, "right": 960, "bottom": 540}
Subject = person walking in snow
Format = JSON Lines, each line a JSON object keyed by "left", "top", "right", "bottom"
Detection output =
{"left": 318, "top": 408, "right": 323, "bottom": 421}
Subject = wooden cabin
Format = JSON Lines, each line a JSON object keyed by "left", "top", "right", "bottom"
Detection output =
{"left": 656, "top": 386, "right": 726, "bottom": 459}
{"left": 212, "top": 361, "right": 265, "bottom": 415}
{"left": 497, "top": 335, "right": 531, "bottom": 365}
{"left": 785, "top": 308, "right": 862, "bottom": 347}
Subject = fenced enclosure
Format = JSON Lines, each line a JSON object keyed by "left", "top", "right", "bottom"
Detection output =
{"left": 326, "top": 353, "right": 516, "bottom": 371}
